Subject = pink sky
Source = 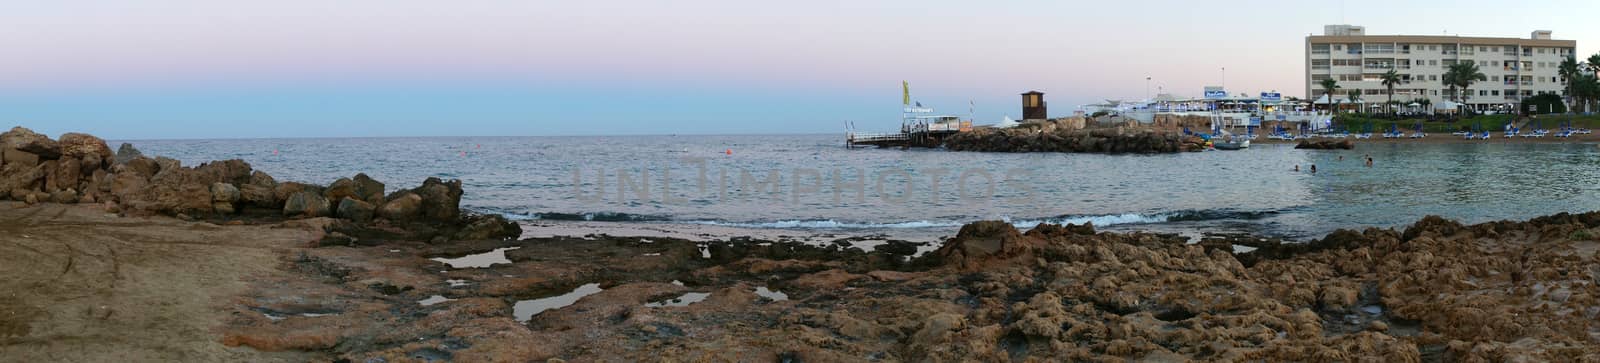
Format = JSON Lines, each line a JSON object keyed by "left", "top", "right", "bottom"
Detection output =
{"left": 2, "top": 0, "right": 1598, "bottom": 137}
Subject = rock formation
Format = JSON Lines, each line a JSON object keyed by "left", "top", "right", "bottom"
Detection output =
{"left": 0, "top": 126, "right": 518, "bottom": 241}
{"left": 1295, "top": 139, "right": 1356, "bottom": 150}
{"left": 944, "top": 127, "right": 1206, "bottom": 153}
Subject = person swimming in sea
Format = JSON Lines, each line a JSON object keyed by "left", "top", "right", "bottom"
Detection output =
{"left": 1310, "top": 164, "right": 1317, "bottom": 174}
{"left": 1294, "top": 165, "right": 1300, "bottom": 172}
{"left": 1366, "top": 156, "right": 1373, "bottom": 167}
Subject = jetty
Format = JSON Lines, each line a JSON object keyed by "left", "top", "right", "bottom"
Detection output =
{"left": 846, "top": 119, "right": 970, "bottom": 148}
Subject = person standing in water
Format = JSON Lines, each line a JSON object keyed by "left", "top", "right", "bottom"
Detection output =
{"left": 1294, "top": 165, "right": 1300, "bottom": 172}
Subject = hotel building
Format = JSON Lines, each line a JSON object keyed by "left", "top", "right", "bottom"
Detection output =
{"left": 1305, "top": 25, "right": 1577, "bottom": 112}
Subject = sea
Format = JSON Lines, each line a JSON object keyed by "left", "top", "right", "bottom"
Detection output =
{"left": 125, "top": 134, "right": 1600, "bottom": 242}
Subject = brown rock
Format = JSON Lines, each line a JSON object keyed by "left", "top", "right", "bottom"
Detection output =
{"left": 57, "top": 132, "right": 113, "bottom": 160}
{"left": 452, "top": 214, "right": 522, "bottom": 240}
{"left": 46, "top": 156, "right": 81, "bottom": 193}
{"left": 274, "top": 182, "right": 323, "bottom": 205}
{"left": 211, "top": 183, "right": 240, "bottom": 214}
{"left": 283, "top": 191, "right": 331, "bottom": 218}
{"left": 377, "top": 193, "right": 423, "bottom": 221}
{"left": 934, "top": 220, "right": 1040, "bottom": 270}
{"left": 117, "top": 156, "right": 161, "bottom": 178}
{"left": 2, "top": 148, "right": 40, "bottom": 167}
{"left": 193, "top": 159, "right": 253, "bottom": 186}
{"left": 0, "top": 127, "right": 60, "bottom": 159}
{"left": 49, "top": 189, "right": 78, "bottom": 204}
{"left": 409, "top": 177, "right": 463, "bottom": 222}
{"left": 109, "top": 171, "right": 151, "bottom": 203}
{"left": 0, "top": 163, "right": 44, "bottom": 199}
{"left": 335, "top": 197, "right": 376, "bottom": 223}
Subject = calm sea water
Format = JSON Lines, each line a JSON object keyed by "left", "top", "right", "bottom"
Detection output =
{"left": 125, "top": 134, "right": 1600, "bottom": 239}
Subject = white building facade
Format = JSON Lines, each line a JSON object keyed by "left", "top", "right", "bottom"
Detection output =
{"left": 1306, "top": 25, "right": 1577, "bottom": 112}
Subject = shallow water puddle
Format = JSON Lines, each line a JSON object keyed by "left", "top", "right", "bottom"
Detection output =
{"left": 514, "top": 283, "right": 604, "bottom": 322}
{"left": 1231, "top": 245, "right": 1258, "bottom": 253}
{"left": 755, "top": 286, "right": 788, "bottom": 301}
{"left": 645, "top": 292, "right": 711, "bottom": 307}
{"left": 419, "top": 295, "right": 454, "bottom": 306}
{"left": 848, "top": 239, "right": 889, "bottom": 252}
{"left": 431, "top": 247, "right": 520, "bottom": 268}
{"left": 446, "top": 279, "right": 470, "bottom": 287}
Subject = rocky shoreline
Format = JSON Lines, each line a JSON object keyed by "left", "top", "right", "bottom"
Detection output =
{"left": 944, "top": 122, "right": 1207, "bottom": 153}
{"left": 0, "top": 126, "right": 519, "bottom": 242}
{"left": 192, "top": 211, "right": 1600, "bottom": 362}
{"left": 5, "top": 126, "right": 1600, "bottom": 361}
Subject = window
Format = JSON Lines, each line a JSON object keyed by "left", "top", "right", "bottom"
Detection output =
{"left": 1430, "top": 75, "right": 1438, "bottom": 81}
{"left": 1334, "top": 45, "right": 1343, "bottom": 51}
{"left": 1429, "top": 60, "right": 1438, "bottom": 66}
{"left": 1430, "top": 45, "right": 1438, "bottom": 50}
{"left": 1492, "top": 76, "right": 1500, "bottom": 81}
{"left": 1478, "top": 61, "right": 1487, "bottom": 66}
{"left": 1415, "top": 60, "right": 1424, "bottom": 66}
{"left": 1491, "top": 90, "right": 1500, "bottom": 96}
{"left": 1312, "top": 74, "right": 1331, "bottom": 81}
{"left": 1538, "top": 48, "right": 1546, "bottom": 54}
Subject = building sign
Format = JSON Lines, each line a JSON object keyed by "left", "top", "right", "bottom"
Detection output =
{"left": 1204, "top": 86, "right": 1227, "bottom": 99}
{"left": 1260, "top": 92, "right": 1282, "bottom": 101}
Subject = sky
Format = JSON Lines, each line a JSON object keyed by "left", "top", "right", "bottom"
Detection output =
{"left": 3, "top": 0, "right": 1599, "bottom": 139}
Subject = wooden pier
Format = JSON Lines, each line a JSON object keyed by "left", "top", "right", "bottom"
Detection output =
{"left": 845, "top": 125, "right": 967, "bottom": 149}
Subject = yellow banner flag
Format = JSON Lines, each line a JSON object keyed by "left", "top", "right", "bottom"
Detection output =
{"left": 902, "top": 81, "right": 910, "bottom": 106}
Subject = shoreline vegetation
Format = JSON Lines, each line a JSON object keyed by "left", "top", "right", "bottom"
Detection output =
{"left": 3, "top": 125, "right": 1600, "bottom": 361}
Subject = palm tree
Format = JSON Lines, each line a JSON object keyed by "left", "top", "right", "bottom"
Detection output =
{"left": 1318, "top": 78, "right": 1340, "bottom": 112}
{"left": 1559, "top": 56, "right": 1581, "bottom": 112}
{"left": 1380, "top": 69, "right": 1401, "bottom": 115}
{"left": 1442, "top": 64, "right": 1461, "bottom": 104}
{"left": 1347, "top": 89, "right": 1363, "bottom": 113}
{"left": 1449, "top": 62, "right": 1487, "bottom": 113}
{"left": 1575, "top": 73, "right": 1600, "bottom": 114}
{"left": 1587, "top": 53, "right": 1600, "bottom": 75}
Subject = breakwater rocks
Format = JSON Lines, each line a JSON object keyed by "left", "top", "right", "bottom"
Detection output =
{"left": 222, "top": 211, "right": 1600, "bottom": 361}
{"left": 944, "top": 127, "right": 1206, "bottom": 153}
{"left": 1295, "top": 139, "right": 1356, "bottom": 150}
{"left": 0, "top": 126, "right": 517, "bottom": 242}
